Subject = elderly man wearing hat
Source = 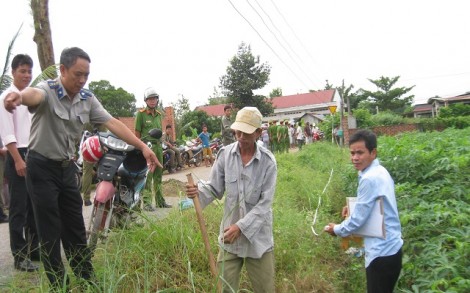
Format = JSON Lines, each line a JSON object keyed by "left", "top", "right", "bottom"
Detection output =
{"left": 185, "top": 106, "right": 277, "bottom": 293}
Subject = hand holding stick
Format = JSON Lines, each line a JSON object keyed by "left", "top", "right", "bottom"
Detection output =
{"left": 186, "top": 173, "right": 218, "bottom": 278}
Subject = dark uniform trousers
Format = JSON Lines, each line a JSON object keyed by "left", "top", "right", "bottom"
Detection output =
{"left": 26, "top": 151, "right": 93, "bottom": 286}
{"left": 5, "top": 149, "right": 39, "bottom": 262}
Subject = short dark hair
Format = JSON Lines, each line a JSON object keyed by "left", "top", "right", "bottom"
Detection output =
{"left": 60, "top": 47, "right": 91, "bottom": 68}
{"left": 11, "top": 54, "right": 33, "bottom": 70}
{"left": 224, "top": 105, "right": 232, "bottom": 111}
{"left": 349, "top": 129, "right": 377, "bottom": 153}
{"left": 166, "top": 125, "right": 172, "bottom": 129}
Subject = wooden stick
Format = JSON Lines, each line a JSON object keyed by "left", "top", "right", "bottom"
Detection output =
{"left": 186, "top": 173, "right": 218, "bottom": 279}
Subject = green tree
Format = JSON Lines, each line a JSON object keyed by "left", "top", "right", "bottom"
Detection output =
{"left": 220, "top": 42, "right": 273, "bottom": 115}
{"left": 269, "top": 87, "right": 282, "bottom": 98}
{"left": 207, "top": 86, "right": 228, "bottom": 105}
{"left": 171, "top": 94, "right": 191, "bottom": 121}
{"left": 324, "top": 79, "right": 334, "bottom": 90}
{"left": 179, "top": 110, "right": 220, "bottom": 140}
{"left": 88, "top": 80, "right": 136, "bottom": 117}
{"left": 360, "top": 76, "right": 414, "bottom": 114}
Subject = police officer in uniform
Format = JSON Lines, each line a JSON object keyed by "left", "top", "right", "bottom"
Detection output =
{"left": 221, "top": 105, "right": 235, "bottom": 146}
{"left": 3, "top": 47, "right": 161, "bottom": 289}
{"left": 135, "top": 88, "right": 172, "bottom": 209}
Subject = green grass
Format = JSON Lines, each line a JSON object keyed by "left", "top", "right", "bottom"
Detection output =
{"left": 9, "top": 129, "right": 469, "bottom": 292}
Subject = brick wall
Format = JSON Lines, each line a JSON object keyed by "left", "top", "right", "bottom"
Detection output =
{"left": 343, "top": 115, "right": 420, "bottom": 145}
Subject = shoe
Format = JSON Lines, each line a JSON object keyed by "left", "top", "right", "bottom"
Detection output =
{"left": 84, "top": 199, "right": 92, "bottom": 206}
{"left": 158, "top": 203, "right": 172, "bottom": 208}
{"left": 144, "top": 205, "right": 156, "bottom": 212}
{"left": 0, "top": 215, "right": 8, "bottom": 223}
{"left": 169, "top": 169, "right": 175, "bottom": 174}
{"left": 14, "top": 259, "right": 39, "bottom": 272}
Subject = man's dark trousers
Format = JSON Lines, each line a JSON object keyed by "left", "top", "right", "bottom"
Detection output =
{"left": 5, "top": 149, "right": 38, "bottom": 262}
{"left": 26, "top": 152, "right": 93, "bottom": 287}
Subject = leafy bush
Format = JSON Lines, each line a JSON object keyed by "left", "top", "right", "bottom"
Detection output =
{"left": 378, "top": 128, "right": 470, "bottom": 292}
{"left": 370, "top": 111, "right": 404, "bottom": 126}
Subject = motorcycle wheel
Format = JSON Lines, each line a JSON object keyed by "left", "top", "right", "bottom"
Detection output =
{"left": 88, "top": 202, "right": 107, "bottom": 253}
{"left": 195, "top": 152, "right": 202, "bottom": 167}
{"left": 182, "top": 152, "right": 190, "bottom": 167}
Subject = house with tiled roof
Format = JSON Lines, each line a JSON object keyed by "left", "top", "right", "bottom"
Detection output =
{"left": 428, "top": 92, "right": 470, "bottom": 117}
{"left": 195, "top": 89, "right": 341, "bottom": 123}
{"left": 266, "top": 89, "right": 340, "bottom": 122}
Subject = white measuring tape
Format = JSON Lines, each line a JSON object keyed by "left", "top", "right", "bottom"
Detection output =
{"left": 311, "top": 168, "right": 334, "bottom": 236}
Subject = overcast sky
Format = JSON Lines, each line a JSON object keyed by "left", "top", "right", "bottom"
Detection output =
{"left": 1, "top": 0, "right": 469, "bottom": 109}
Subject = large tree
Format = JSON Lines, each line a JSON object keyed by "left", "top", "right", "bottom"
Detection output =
{"left": 359, "top": 76, "right": 414, "bottom": 114}
{"left": 219, "top": 43, "right": 273, "bottom": 115}
{"left": 88, "top": 80, "right": 136, "bottom": 117}
{"left": 31, "top": 0, "right": 56, "bottom": 75}
{"left": 179, "top": 110, "right": 220, "bottom": 140}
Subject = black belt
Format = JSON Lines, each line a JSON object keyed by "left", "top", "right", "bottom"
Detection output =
{"left": 27, "top": 150, "right": 73, "bottom": 168}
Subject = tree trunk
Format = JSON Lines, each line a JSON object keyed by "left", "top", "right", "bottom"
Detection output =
{"left": 31, "top": 0, "right": 56, "bottom": 75}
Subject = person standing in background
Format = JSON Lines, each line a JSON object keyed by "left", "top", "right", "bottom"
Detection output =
{"left": 0, "top": 54, "right": 39, "bottom": 272}
{"left": 221, "top": 105, "right": 236, "bottom": 146}
{"left": 0, "top": 137, "right": 8, "bottom": 223}
{"left": 135, "top": 87, "right": 171, "bottom": 209}
{"left": 197, "top": 124, "right": 213, "bottom": 167}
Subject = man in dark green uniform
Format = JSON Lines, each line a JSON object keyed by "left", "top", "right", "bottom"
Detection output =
{"left": 135, "top": 87, "right": 171, "bottom": 209}
{"left": 268, "top": 120, "right": 278, "bottom": 153}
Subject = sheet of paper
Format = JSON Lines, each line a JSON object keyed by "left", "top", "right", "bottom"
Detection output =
{"left": 347, "top": 197, "right": 385, "bottom": 239}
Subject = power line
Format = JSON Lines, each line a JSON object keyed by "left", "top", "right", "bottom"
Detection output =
{"left": 269, "top": 0, "right": 324, "bottom": 74}
{"left": 227, "top": 0, "right": 311, "bottom": 90}
{"left": 248, "top": 0, "right": 322, "bottom": 88}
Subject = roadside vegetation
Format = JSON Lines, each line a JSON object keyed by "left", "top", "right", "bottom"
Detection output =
{"left": 5, "top": 128, "right": 469, "bottom": 292}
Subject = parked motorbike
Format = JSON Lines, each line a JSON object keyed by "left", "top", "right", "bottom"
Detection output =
{"left": 84, "top": 128, "right": 162, "bottom": 253}
{"left": 161, "top": 142, "right": 173, "bottom": 173}
{"left": 209, "top": 138, "right": 222, "bottom": 156}
{"left": 181, "top": 139, "right": 203, "bottom": 167}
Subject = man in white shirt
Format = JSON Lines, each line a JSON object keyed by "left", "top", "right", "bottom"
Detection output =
{"left": 0, "top": 54, "right": 39, "bottom": 272}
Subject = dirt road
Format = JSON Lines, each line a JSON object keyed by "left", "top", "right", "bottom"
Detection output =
{"left": 0, "top": 164, "right": 212, "bottom": 287}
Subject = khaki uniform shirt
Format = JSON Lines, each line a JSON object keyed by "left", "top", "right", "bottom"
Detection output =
{"left": 29, "top": 79, "right": 112, "bottom": 160}
{"left": 221, "top": 115, "right": 235, "bottom": 146}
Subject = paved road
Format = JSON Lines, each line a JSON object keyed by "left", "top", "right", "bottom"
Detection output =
{"left": 0, "top": 164, "right": 212, "bottom": 287}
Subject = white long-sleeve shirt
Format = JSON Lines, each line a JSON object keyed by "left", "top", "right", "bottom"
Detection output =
{"left": 0, "top": 85, "right": 32, "bottom": 148}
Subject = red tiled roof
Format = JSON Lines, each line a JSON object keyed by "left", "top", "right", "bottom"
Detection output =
{"left": 271, "top": 89, "right": 335, "bottom": 108}
{"left": 413, "top": 104, "right": 432, "bottom": 112}
{"left": 195, "top": 104, "right": 226, "bottom": 117}
{"left": 196, "top": 90, "right": 335, "bottom": 116}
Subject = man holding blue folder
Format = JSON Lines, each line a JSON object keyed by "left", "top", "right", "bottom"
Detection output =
{"left": 325, "top": 129, "right": 403, "bottom": 293}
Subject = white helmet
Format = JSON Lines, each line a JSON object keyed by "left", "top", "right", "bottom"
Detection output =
{"left": 144, "top": 87, "right": 159, "bottom": 101}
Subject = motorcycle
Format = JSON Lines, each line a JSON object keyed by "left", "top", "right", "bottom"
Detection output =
{"left": 181, "top": 139, "right": 203, "bottom": 167}
{"left": 85, "top": 128, "right": 162, "bottom": 252}
{"left": 209, "top": 138, "right": 222, "bottom": 156}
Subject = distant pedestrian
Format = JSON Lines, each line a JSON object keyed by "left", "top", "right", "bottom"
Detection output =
{"left": 221, "top": 105, "right": 236, "bottom": 146}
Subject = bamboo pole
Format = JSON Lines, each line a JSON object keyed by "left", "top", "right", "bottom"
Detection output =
{"left": 186, "top": 173, "right": 221, "bottom": 292}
